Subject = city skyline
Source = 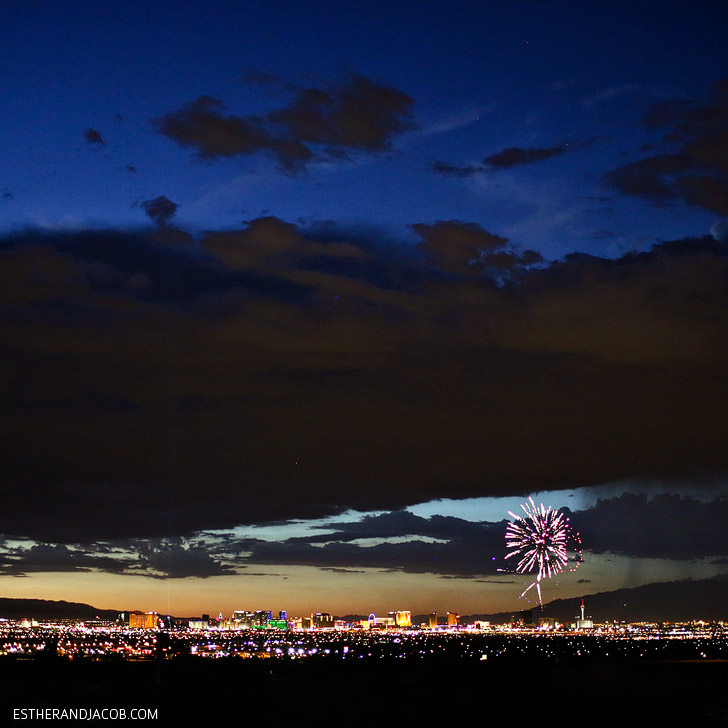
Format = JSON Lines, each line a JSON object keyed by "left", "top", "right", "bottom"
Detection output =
{"left": 1, "top": 1, "right": 727, "bottom": 618}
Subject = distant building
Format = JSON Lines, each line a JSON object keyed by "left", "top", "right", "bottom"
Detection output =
{"left": 447, "top": 611, "right": 460, "bottom": 627}
{"left": 390, "top": 611, "right": 412, "bottom": 628}
{"left": 228, "top": 610, "right": 285, "bottom": 630}
{"left": 253, "top": 611, "right": 273, "bottom": 627}
{"left": 573, "top": 599, "right": 593, "bottom": 630}
{"left": 429, "top": 612, "right": 438, "bottom": 629}
{"left": 312, "top": 612, "right": 335, "bottom": 629}
{"left": 519, "top": 609, "right": 533, "bottom": 626}
{"left": 264, "top": 619, "right": 288, "bottom": 630}
{"left": 232, "top": 611, "right": 255, "bottom": 629}
{"left": 129, "top": 612, "right": 158, "bottom": 629}
{"left": 366, "top": 614, "right": 395, "bottom": 629}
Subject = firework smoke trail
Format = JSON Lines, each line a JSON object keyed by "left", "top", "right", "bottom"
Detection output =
{"left": 504, "top": 497, "right": 583, "bottom": 606}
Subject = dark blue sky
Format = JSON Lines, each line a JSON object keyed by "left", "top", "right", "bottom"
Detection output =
{"left": 1, "top": 1, "right": 727, "bottom": 617}
{"left": 2, "top": 1, "right": 724, "bottom": 258}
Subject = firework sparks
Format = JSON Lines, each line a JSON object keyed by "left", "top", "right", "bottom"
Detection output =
{"left": 504, "top": 497, "right": 583, "bottom": 606}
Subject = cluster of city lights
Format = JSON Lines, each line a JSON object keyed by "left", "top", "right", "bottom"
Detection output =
{"left": 1, "top": 615, "right": 727, "bottom": 662}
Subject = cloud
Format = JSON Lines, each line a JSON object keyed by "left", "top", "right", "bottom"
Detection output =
{"left": 318, "top": 567, "right": 366, "bottom": 573}
{"left": 433, "top": 143, "right": 572, "bottom": 179}
{"left": 155, "top": 95, "right": 310, "bottom": 171}
{"left": 84, "top": 128, "right": 105, "bottom": 145}
{"left": 8, "top": 487, "right": 728, "bottom": 580}
{"left": 412, "top": 219, "right": 540, "bottom": 276}
{"left": 574, "top": 493, "right": 728, "bottom": 560}
{"left": 266, "top": 75, "right": 414, "bottom": 151}
{"left": 602, "top": 154, "right": 692, "bottom": 203}
{"left": 0, "top": 223, "right": 727, "bottom": 544}
{"left": 604, "top": 78, "right": 728, "bottom": 214}
{"left": 141, "top": 195, "right": 179, "bottom": 227}
{"left": 483, "top": 145, "right": 567, "bottom": 168}
{"left": 431, "top": 161, "right": 485, "bottom": 177}
{"left": 240, "top": 522, "right": 505, "bottom": 577}
{"left": 412, "top": 219, "right": 507, "bottom": 275}
{"left": 0, "top": 543, "right": 128, "bottom": 576}
{"left": 133, "top": 539, "right": 236, "bottom": 579}
{"left": 230, "top": 492, "right": 728, "bottom": 577}
{"left": 711, "top": 219, "right": 728, "bottom": 242}
{"left": 296, "top": 511, "right": 497, "bottom": 544}
{"left": 154, "top": 74, "right": 414, "bottom": 172}
{"left": 201, "top": 216, "right": 371, "bottom": 287}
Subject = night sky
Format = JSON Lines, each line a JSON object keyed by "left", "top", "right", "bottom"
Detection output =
{"left": 1, "top": 0, "right": 728, "bottom": 618}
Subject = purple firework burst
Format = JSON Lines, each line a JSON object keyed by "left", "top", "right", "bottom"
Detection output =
{"left": 505, "top": 497, "right": 583, "bottom": 605}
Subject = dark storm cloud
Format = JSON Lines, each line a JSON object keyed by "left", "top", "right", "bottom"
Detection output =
{"left": 483, "top": 145, "right": 567, "bottom": 168}
{"left": 154, "top": 74, "right": 414, "bottom": 172}
{"left": 293, "top": 511, "right": 500, "bottom": 544}
{"left": 604, "top": 78, "right": 728, "bottom": 214}
{"left": 134, "top": 539, "right": 236, "bottom": 579}
{"left": 240, "top": 511, "right": 507, "bottom": 577}
{"left": 574, "top": 493, "right": 728, "bottom": 560}
{"left": 0, "top": 536, "right": 244, "bottom": 580}
{"left": 0, "top": 221, "right": 727, "bottom": 545}
{"left": 84, "top": 128, "right": 105, "bottom": 145}
{"left": 9, "top": 488, "right": 727, "bottom": 580}
{"left": 242, "top": 526, "right": 504, "bottom": 577}
{"left": 227, "top": 493, "right": 728, "bottom": 577}
{"left": 0, "top": 543, "right": 127, "bottom": 576}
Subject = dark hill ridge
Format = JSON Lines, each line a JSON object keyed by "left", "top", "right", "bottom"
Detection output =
{"left": 460, "top": 573, "right": 728, "bottom": 625}
{"left": 0, "top": 598, "right": 121, "bottom": 621}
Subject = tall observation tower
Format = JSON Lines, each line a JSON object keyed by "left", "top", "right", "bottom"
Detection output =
{"left": 574, "top": 599, "right": 593, "bottom": 629}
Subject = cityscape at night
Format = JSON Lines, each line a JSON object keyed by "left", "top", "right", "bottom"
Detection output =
{"left": 3, "top": 600, "right": 728, "bottom": 723}
{"left": 3, "top": 602, "right": 728, "bottom": 663}
{"left": 2, "top": 0, "right": 728, "bottom": 723}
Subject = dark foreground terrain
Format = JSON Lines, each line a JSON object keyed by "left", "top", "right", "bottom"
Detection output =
{"left": 2, "top": 653, "right": 728, "bottom": 726}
